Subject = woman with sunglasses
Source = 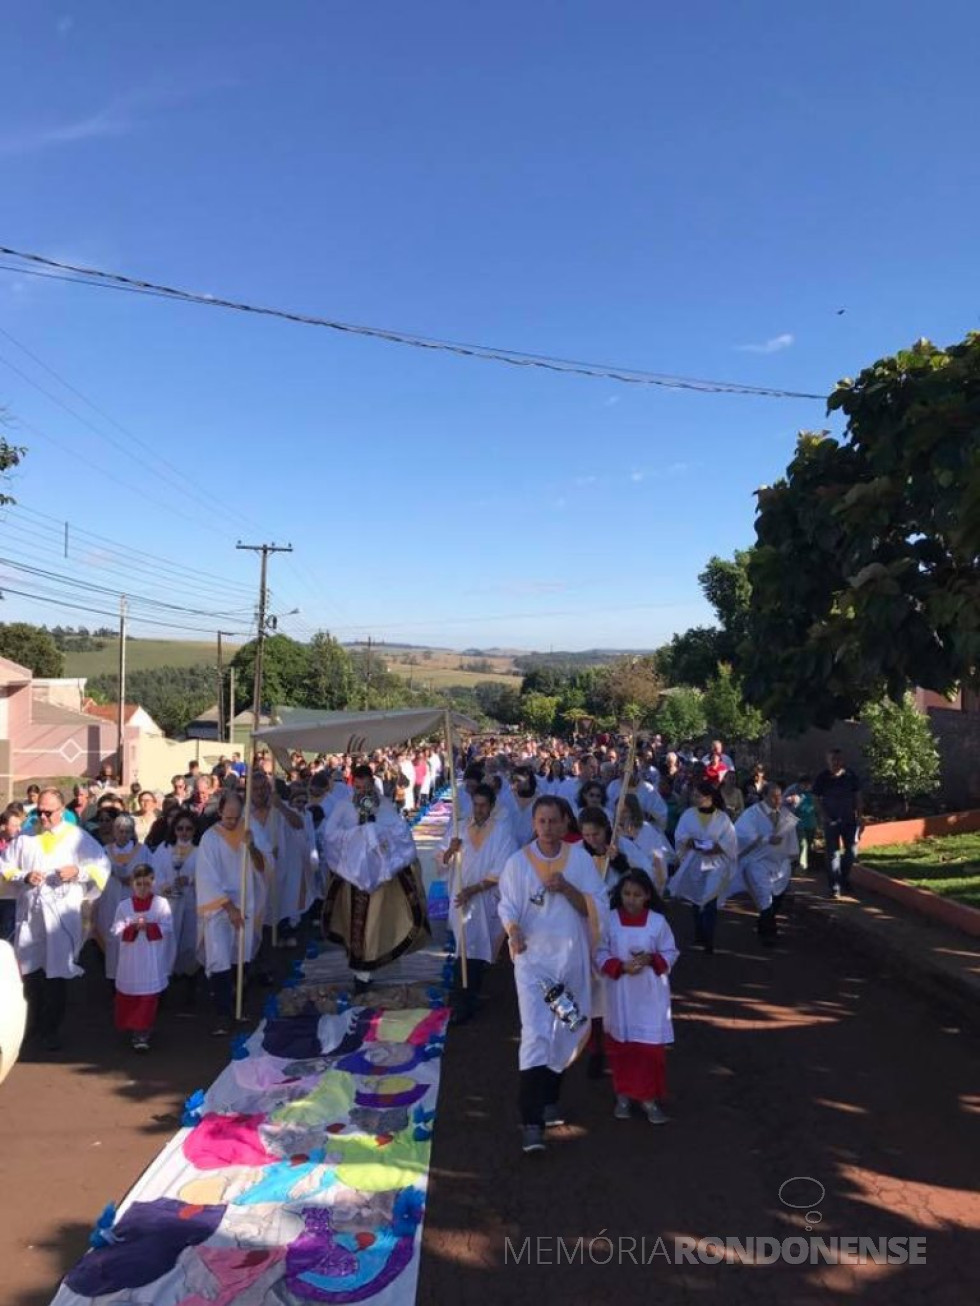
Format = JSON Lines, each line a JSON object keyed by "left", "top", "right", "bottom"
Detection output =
{"left": 152, "top": 809, "right": 201, "bottom": 985}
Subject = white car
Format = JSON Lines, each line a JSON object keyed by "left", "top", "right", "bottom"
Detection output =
{"left": 0, "top": 941, "right": 26, "bottom": 1084}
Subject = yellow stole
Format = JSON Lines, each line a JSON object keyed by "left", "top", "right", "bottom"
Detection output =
{"left": 524, "top": 843, "right": 570, "bottom": 884}
{"left": 37, "top": 823, "right": 74, "bottom": 858}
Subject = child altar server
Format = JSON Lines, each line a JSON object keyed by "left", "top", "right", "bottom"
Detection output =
{"left": 111, "top": 863, "right": 172, "bottom": 1052}
{"left": 596, "top": 869, "right": 679, "bottom": 1124}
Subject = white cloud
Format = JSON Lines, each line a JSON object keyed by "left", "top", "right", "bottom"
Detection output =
{"left": 0, "top": 76, "right": 237, "bottom": 157}
{"left": 629, "top": 470, "right": 646, "bottom": 483}
{"left": 737, "top": 333, "right": 795, "bottom": 355}
{"left": 603, "top": 395, "right": 620, "bottom": 408}
{"left": 56, "top": 15, "right": 74, "bottom": 37}
{"left": 573, "top": 474, "right": 598, "bottom": 487}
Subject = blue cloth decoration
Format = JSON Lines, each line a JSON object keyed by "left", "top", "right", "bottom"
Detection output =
{"left": 181, "top": 1089, "right": 206, "bottom": 1127}
{"left": 88, "top": 1202, "right": 118, "bottom": 1250}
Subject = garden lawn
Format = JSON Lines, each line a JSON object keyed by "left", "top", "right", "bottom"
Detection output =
{"left": 860, "top": 832, "right": 980, "bottom": 909}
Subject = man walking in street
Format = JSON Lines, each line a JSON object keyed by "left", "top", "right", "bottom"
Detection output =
{"left": 812, "top": 749, "right": 864, "bottom": 899}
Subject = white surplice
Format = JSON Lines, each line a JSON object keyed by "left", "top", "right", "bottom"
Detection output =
{"left": 497, "top": 841, "right": 608, "bottom": 1072}
{"left": 440, "top": 811, "right": 516, "bottom": 964}
{"left": 595, "top": 908, "right": 679, "bottom": 1046}
{"left": 151, "top": 841, "right": 199, "bottom": 975}
{"left": 730, "top": 802, "right": 799, "bottom": 910}
{"left": 195, "top": 822, "right": 271, "bottom": 974}
{"left": 96, "top": 840, "right": 152, "bottom": 980}
{"left": 5, "top": 822, "right": 109, "bottom": 979}
{"left": 667, "top": 807, "right": 739, "bottom": 907}
{"left": 111, "top": 894, "right": 173, "bottom": 996}
{"left": 323, "top": 796, "right": 418, "bottom": 893}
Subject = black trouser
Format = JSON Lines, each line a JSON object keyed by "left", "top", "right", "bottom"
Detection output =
{"left": 519, "top": 1066, "right": 563, "bottom": 1127}
{"left": 452, "top": 957, "right": 487, "bottom": 1015}
{"left": 209, "top": 968, "right": 235, "bottom": 1022}
{"left": 23, "top": 969, "right": 68, "bottom": 1039}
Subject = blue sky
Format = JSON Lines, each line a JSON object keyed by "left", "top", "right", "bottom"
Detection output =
{"left": 1, "top": 1, "right": 977, "bottom": 652}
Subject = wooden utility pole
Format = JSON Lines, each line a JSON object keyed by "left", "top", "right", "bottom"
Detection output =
{"left": 236, "top": 543, "right": 293, "bottom": 735}
{"left": 116, "top": 595, "right": 128, "bottom": 786}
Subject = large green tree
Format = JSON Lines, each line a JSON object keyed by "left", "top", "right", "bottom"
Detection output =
{"left": 862, "top": 693, "right": 941, "bottom": 814}
{"left": 744, "top": 334, "right": 980, "bottom": 732}
{"left": 230, "top": 634, "right": 311, "bottom": 710}
{"left": 0, "top": 622, "right": 64, "bottom": 676}
{"left": 88, "top": 664, "right": 214, "bottom": 737}
{"left": 302, "top": 631, "right": 357, "bottom": 709}
{"left": 702, "top": 662, "right": 767, "bottom": 744}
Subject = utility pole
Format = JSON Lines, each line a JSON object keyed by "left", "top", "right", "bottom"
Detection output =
{"left": 117, "top": 595, "right": 128, "bottom": 786}
{"left": 229, "top": 667, "right": 236, "bottom": 745}
{"left": 236, "top": 543, "right": 293, "bottom": 737}
{"left": 365, "top": 634, "right": 372, "bottom": 710}
{"left": 216, "top": 630, "right": 236, "bottom": 743}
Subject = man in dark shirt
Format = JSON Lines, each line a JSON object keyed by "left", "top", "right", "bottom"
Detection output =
{"left": 812, "top": 749, "right": 864, "bottom": 899}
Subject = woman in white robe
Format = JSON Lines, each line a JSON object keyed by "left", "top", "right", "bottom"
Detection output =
{"left": 497, "top": 796, "right": 608, "bottom": 1153}
{"left": 618, "top": 794, "right": 676, "bottom": 895}
{"left": 195, "top": 791, "right": 270, "bottom": 1034}
{"left": 731, "top": 783, "right": 799, "bottom": 945}
{"left": 439, "top": 783, "right": 517, "bottom": 1023}
{"left": 667, "top": 781, "right": 738, "bottom": 953}
{"left": 151, "top": 810, "right": 200, "bottom": 979}
{"left": 95, "top": 814, "right": 150, "bottom": 981}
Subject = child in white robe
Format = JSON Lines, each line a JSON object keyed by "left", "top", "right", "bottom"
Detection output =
{"left": 596, "top": 869, "right": 678, "bottom": 1124}
{"left": 111, "top": 864, "right": 172, "bottom": 1052}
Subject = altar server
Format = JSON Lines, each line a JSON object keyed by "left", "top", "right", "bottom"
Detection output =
{"left": 667, "top": 780, "right": 738, "bottom": 954}
{"left": 732, "top": 782, "right": 799, "bottom": 945}
{"left": 111, "top": 863, "right": 172, "bottom": 1051}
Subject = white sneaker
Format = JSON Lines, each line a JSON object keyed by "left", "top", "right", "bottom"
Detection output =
{"left": 643, "top": 1100, "right": 669, "bottom": 1125}
{"left": 613, "top": 1095, "right": 631, "bottom": 1120}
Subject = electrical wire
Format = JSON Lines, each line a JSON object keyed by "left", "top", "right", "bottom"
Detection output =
{"left": 0, "top": 245, "right": 825, "bottom": 401}
{"left": 0, "top": 583, "right": 252, "bottom": 636}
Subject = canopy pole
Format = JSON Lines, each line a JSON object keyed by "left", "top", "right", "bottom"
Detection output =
{"left": 611, "top": 723, "right": 639, "bottom": 842}
{"left": 444, "top": 709, "right": 468, "bottom": 989}
{"left": 235, "top": 747, "right": 256, "bottom": 1021}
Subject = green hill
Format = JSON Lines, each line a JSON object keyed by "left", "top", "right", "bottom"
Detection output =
{"left": 63, "top": 638, "right": 240, "bottom": 678}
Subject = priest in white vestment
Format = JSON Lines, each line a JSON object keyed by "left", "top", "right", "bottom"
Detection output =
{"left": 439, "top": 782, "right": 517, "bottom": 1023}
{"left": 497, "top": 796, "right": 608, "bottom": 1155}
{"left": 321, "top": 764, "right": 430, "bottom": 993}
{"left": 4, "top": 788, "right": 109, "bottom": 1050}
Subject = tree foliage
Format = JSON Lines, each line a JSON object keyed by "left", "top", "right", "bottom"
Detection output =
{"left": 520, "top": 691, "right": 560, "bottom": 736}
{"left": 88, "top": 664, "right": 215, "bottom": 737}
{"left": 701, "top": 662, "right": 767, "bottom": 744}
{"left": 656, "top": 626, "right": 727, "bottom": 689}
{"left": 744, "top": 334, "right": 980, "bottom": 732}
{"left": 654, "top": 687, "right": 707, "bottom": 745}
{"left": 862, "top": 693, "right": 941, "bottom": 811}
{"left": 302, "top": 632, "right": 357, "bottom": 709}
{"left": 698, "top": 551, "right": 753, "bottom": 658}
{"left": 0, "top": 622, "right": 64, "bottom": 677}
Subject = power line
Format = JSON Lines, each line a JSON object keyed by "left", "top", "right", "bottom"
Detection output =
{"left": 0, "top": 244, "right": 825, "bottom": 401}
{"left": 0, "top": 583, "right": 252, "bottom": 636}
{"left": 0, "top": 553, "right": 252, "bottom": 620}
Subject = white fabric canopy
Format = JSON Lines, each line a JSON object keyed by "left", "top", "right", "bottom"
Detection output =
{"left": 252, "top": 708, "right": 479, "bottom": 761}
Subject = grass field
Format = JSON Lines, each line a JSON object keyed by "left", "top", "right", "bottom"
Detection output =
{"left": 860, "top": 833, "right": 980, "bottom": 909}
{"left": 63, "top": 638, "right": 239, "bottom": 678}
{"left": 385, "top": 659, "right": 518, "bottom": 689}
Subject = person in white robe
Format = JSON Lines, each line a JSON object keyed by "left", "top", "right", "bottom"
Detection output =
{"left": 439, "top": 783, "right": 517, "bottom": 1024}
{"left": 111, "top": 863, "right": 173, "bottom": 1050}
{"left": 666, "top": 781, "right": 738, "bottom": 953}
{"left": 4, "top": 788, "right": 109, "bottom": 1050}
{"left": 608, "top": 772, "right": 668, "bottom": 830}
{"left": 505, "top": 767, "right": 538, "bottom": 847}
{"left": 249, "top": 772, "right": 306, "bottom": 945}
{"left": 195, "top": 790, "right": 271, "bottom": 1034}
{"left": 731, "top": 783, "right": 799, "bottom": 945}
{"left": 151, "top": 809, "right": 200, "bottom": 981}
{"left": 497, "top": 796, "right": 608, "bottom": 1154}
{"left": 95, "top": 814, "right": 150, "bottom": 981}
{"left": 321, "top": 764, "right": 429, "bottom": 993}
{"left": 596, "top": 868, "right": 678, "bottom": 1123}
{"left": 617, "top": 794, "right": 676, "bottom": 895}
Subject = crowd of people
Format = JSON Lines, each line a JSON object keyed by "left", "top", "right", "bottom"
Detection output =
{"left": 0, "top": 732, "right": 865, "bottom": 1156}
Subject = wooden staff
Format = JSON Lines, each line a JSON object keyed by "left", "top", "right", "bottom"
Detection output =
{"left": 234, "top": 753, "right": 256, "bottom": 1021}
{"left": 444, "top": 709, "right": 468, "bottom": 989}
{"left": 611, "top": 724, "right": 639, "bottom": 845}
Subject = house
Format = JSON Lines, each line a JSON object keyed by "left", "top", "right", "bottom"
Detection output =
{"left": 0, "top": 656, "right": 115, "bottom": 802}
{"left": 81, "top": 698, "right": 164, "bottom": 735}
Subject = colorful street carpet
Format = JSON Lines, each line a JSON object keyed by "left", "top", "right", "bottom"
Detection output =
{"left": 51, "top": 796, "right": 456, "bottom": 1306}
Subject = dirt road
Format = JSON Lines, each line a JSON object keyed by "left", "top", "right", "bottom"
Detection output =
{"left": 2, "top": 898, "right": 978, "bottom": 1306}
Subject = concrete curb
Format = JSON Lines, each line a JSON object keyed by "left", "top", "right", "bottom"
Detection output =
{"left": 851, "top": 863, "right": 980, "bottom": 937}
{"left": 792, "top": 877, "right": 980, "bottom": 1030}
